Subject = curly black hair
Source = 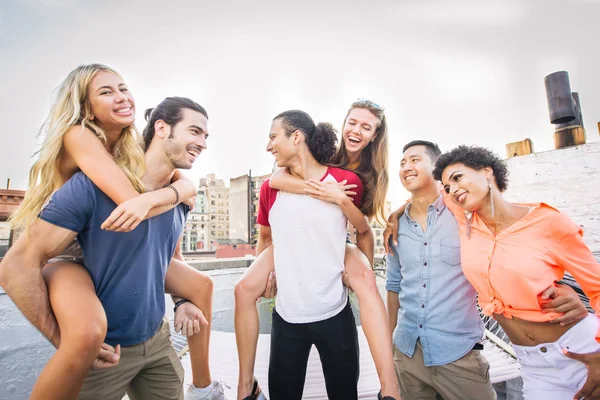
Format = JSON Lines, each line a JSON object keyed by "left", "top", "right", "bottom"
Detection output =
{"left": 274, "top": 110, "right": 338, "bottom": 165}
{"left": 432, "top": 145, "right": 509, "bottom": 191}
{"left": 309, "top": 122, "right": 338, "bottom": 164}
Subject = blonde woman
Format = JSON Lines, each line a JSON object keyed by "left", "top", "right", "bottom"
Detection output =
{"left": 8, "top": 64, "right": 219, "bottom": 399}
{"left": 234, "top": 100, "right": 400, "bottom": 400}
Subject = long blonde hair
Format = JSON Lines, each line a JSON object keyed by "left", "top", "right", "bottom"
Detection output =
{"left": 331, "top": 100, "right": 389, "bottom": 227}
{"left": 10, "top": 64, "right": 145, "bottom": 230}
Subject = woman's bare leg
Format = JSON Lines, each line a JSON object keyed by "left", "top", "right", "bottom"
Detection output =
{"left": 165, "top": 259, "right": 214, "bottom": 389}
{"left": 234, "top": 246, "right": 274, "bottom": 399}
{"left": 32, "top": 261, "right": 107, "bottom": 400}
{"left": 345, "top": 244, "right": 401, "bottom": 399}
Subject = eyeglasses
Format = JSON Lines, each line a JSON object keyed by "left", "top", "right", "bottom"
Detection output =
{"left": 355, "top": 97, "right": 384, "bottom": 111}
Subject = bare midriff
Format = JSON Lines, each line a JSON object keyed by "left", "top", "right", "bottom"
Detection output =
{"left": 494, "top": 313, "right": 578, "bottom": 346}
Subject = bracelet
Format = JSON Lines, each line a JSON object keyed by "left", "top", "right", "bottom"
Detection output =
{"left": 166, "top": 184, "right": 180, "bottom": 206}
{"left": 173, "top": 299, "right": 190, "bottom": 313}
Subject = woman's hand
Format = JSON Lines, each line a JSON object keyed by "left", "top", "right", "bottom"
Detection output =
{"left": 101, "top": 194, "right": 155, "bottom": 232}
{"left": 182, "top": 196, "right": 196, "bottom": 211}
{"left": 304, "top": 179, "right": 356, "bottom": 205}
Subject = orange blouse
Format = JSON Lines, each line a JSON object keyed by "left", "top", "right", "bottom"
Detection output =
{"left": 447, "top": 200, "right": 600, "bottom": 334}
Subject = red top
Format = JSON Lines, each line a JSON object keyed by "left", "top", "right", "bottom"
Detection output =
{"left": 257, "top": 166, "right": 364, "bottom": 226}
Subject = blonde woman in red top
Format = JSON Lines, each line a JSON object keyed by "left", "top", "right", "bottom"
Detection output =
{"left": 433, "top": 145, "right": 600, "bottom": 400}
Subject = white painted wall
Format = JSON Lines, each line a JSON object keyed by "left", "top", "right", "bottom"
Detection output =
{"left": 504, "top": 141, "right": 600, "bottom": 253}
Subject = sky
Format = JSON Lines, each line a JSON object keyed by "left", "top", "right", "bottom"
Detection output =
{"left": 1, "top": 0, "right": 599, "bottom": 207}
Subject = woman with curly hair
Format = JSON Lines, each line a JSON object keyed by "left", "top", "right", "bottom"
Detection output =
{"left": 433, "top": 145, "right": 600, "bottom": 399}
{"left": 234, "top": 100, "right": 399, "bottom": 400}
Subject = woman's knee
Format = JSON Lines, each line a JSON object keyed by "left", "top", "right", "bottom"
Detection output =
{"left": 234, "top": 276, "right": 253, "bottom": 302}
{"left": 61, "top": 316, "right": 107, "bottom": 359}
{"left": 346, "top": 256, "right": 377, "bottom": 293}
{"left": 192, "top": 271, "right": 214, "bottom": 294}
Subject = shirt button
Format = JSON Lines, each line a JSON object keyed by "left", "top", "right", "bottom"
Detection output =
{"left": 424, "top": 242, "right": 428, "bottom": 246}
{"left": 423, "top": 284, "right": 427, "bottom": 288}
{"left": 419, "top": 324, "right": 423, "bottom": 328}
{"left": 424, "top": 262, "right": 428, "bottom": 266}
{"left": 421, "top": 304, "right": 425, "bottom": 308}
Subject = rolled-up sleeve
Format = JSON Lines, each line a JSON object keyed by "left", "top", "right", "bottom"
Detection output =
{"left": 551, "top": 213, "right": 600, "bottom": 341}
{"left": 385, "top": 245, "right": 402, "bottom": 293}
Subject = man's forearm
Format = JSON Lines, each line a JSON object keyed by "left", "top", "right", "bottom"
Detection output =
{"left": 356, "top": 228, "right": 375, "bottom": 266}
{"left": 386, "top": 291, "right": 400, "bottom": 339}
{"left": 0, "top": 253, "right": 61, "bottom": 347}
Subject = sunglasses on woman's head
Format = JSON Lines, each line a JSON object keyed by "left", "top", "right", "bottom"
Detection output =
{"left": 355, "top": 97, "right": 384, "bottom": 111}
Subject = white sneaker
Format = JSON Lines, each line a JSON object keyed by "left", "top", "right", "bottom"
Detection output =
{"left": 185, "top": 381, "right": 230, "bottom": 400}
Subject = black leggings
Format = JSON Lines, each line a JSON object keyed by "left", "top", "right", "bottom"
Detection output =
{"left": 268, "top": 300, "right": 359, "bottom": 400}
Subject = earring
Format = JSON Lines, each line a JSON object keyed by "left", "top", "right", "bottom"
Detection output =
{"left": 488, "top": 181, "right": 495, "bottom": 217}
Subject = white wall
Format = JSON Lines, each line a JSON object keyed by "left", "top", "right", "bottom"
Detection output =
{"left": 504, "top": 141, "right": 600, "bottom": 253}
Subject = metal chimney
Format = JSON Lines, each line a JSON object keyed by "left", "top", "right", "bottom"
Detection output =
{"left": 544, "top": 71, "right": 586, "bottom": 149}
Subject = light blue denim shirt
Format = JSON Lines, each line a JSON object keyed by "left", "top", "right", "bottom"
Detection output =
{"left": 385, "top": 194, "right": 484, "bottom": 366}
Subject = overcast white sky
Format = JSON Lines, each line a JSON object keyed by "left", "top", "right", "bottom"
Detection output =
{"left": 1, "top": 0, "right": 599, "bottom": 206}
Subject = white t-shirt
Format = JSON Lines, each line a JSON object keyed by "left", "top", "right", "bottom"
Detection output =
{"left": 257, "top": 166, "right": 364, "bottom": 323}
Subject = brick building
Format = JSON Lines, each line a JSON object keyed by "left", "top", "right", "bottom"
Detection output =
{"left": 0, "top": 189, "right": 25, "bottom": 257}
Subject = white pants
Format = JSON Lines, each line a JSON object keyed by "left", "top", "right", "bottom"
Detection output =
{"left": 512, "top": 314, "right": 600, "bottom": 399}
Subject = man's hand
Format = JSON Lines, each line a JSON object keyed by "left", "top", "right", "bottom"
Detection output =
{"left": 539, "top": 283, "right": 588, "bottom": 326}
{"left": 564, "top": 350, "right": 600, "bottom": 399}
{"left": 257, "top": 271, "right": 277, "bottom": 303}
{"left": 92, "top": 343, "right": 121, "bottom": 370}
{"left": 174, "top": 301, "right": 209, "bottom": 336}
{"left": 383, "top": 203, "right": 409, "bottom": 254}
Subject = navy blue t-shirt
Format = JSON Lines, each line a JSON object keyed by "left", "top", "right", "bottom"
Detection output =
{"left": 40, "top": 172, "right": 188, "bottom": 346}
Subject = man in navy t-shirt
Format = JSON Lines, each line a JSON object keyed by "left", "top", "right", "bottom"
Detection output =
{"left": 0, "top": 97, "right": 211, "bottom": 400}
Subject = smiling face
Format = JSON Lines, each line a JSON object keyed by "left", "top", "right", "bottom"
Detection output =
{"left": 266, "top": 118, "right": 296, "bottom": 168}
{"left": 87, "top": 70, "right": 135, "bottom": 131}
{"left": 163, "top": 108, "right": 208, "bottom": 169}
{"left": 441, "top": 163, "right": 493, "bottom": 211}
{"left": 399, "top": 145, "right": 437, "bottom": 193}
{"left": 341, "top": 107, "right": 380, "bottom": 159}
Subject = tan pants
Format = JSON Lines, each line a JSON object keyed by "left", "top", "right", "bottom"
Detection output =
{"left": 78, "top": 318, "right": 184, "bottom": 400}
{"left": 393, "top": 341, "right": 496, "bottom": 400}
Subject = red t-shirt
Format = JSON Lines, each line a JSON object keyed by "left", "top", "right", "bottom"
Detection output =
{"left": 257, "top": 166, "right": 363, "bottom": 226}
